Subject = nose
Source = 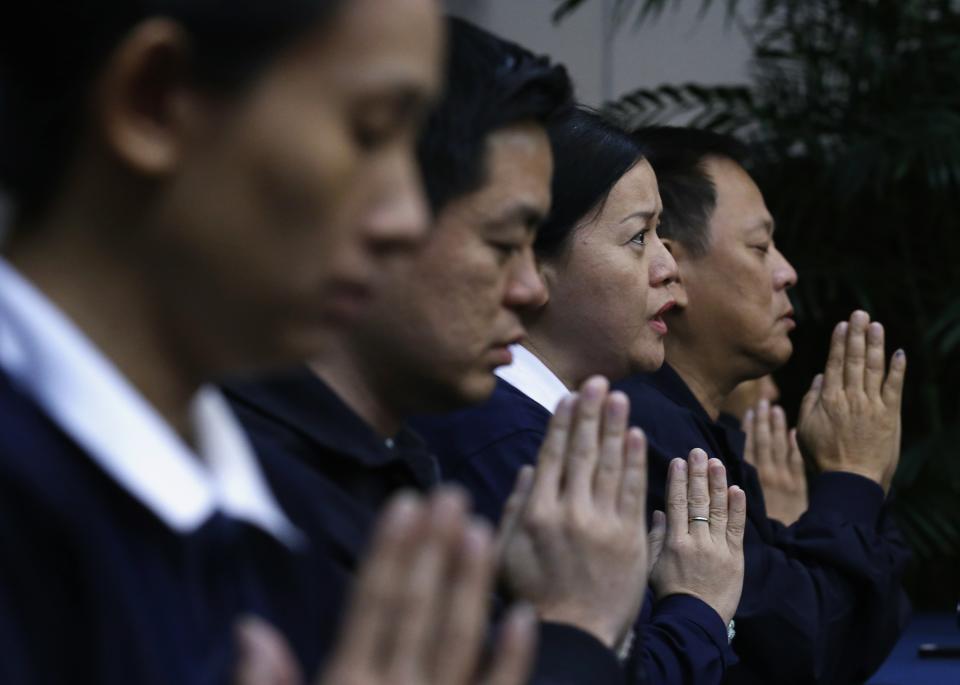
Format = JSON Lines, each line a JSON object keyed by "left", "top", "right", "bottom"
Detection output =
{"left": 772, "top": 246, "right": 798, "bottom": 290}
{"left": 504, "top": 245, "right": 548, "bottom": 309}
{"left": 649, "top": 235, "right": 680, "bottom": 288}
{"left": 364, "top": 151, "right": 431, "bottom": 254}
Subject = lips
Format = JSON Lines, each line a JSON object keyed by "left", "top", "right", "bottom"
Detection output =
{"left": 778, "top": 308, "right": 796, "bottom": 330}
{"left": 648, "top": 300, "right": 676, "bottom": 336}
{"left": 488, "top": 330, "right": 525, "bottom": 366}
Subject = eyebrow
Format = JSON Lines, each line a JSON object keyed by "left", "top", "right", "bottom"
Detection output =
{"left": 620, "top": 210, "right": 659, "bottom": 224}
{"left": 490, "top": 204, "right": 546, "bottom": 234}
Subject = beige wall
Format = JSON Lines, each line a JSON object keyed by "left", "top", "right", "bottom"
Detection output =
{"left": 446, "top": 0, "right": 755, "bottom": 107}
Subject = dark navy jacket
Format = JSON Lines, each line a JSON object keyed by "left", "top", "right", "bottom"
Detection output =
{"left": 413, "top": 378, "right": 738, "bottom": 685}
{"left": 614, "top": 364, "right": 911, "bottom": 685}
{"left": 0, "top": 369, "right": 332, "bottom": 685}
{"left": 225, "top": 367, "right": 629, "bottom": 685}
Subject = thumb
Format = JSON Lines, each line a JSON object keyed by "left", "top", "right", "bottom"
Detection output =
{"left": 233, "top": 616, "right": 302, "bottom": 685}
{"left": 798, "top": 374, "right": 822, "bottom": 426}
{"left": 647, "top": 509, "right": 666, "bottom": 575}
{"left": 495, "top": 465, "right": 535, "bottom": 562}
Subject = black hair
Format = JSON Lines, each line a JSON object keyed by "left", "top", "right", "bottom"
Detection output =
{"left": 534, "top": 107, "right": 644, "bottom": 259}
{"left": 628, "top": 126, "right": 750, "bottom": 257}
{"left": 417, "top": 17, "right": 573, "bottom": 214}
{"left": 0, "top": 1, "right": 345, "bottom": 224}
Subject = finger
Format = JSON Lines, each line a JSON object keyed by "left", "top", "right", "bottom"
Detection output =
{"left": 385, "top": 490, "right": 468, "bottom": 681}
{"left": 483, "top": 604, "right": 538, "bottom": 685}
{"left": 593, "top": 391, "right": 629, "bottom": 513}
{"left": 233, "top": 616, "right": 301, "bottom": 685}
{"left": 686, "top": 448, "right": 710, "bottom": 536}
{"left": 770, "top": 405, "right": 788, "bottom": 465}
{"left": 754, "top": 400, "right": 772, "bottom": 466}
{"left": 842, "top": 310, "right": 870, "bottom": 392}
{"left": 707, "top": 458, "right": 729, "bottom": 541}
{"left": 742, "top": 409, "right": 756, "bottom": 466}
{"left": 864, "top": 322, "right": 886, "bottom": 399}
{"left": 333, "top": 492, "right": 424, "bottom": 674}
{"left": 563, "top": 376, "right": 609, "bottom": 507}
{"left": 799, "top": 374, "right": 823, "bottom": 425}
{"left": 725, "top": 486, "right": 747, "bottom": 551}
{"left": 495, "top": 466, "right": 535, "bottom": 561}
{"left": 882, "top": 349, "right": 907, "bottom": 409}
{"left": 664, "top": 458, "right": 689, "bottom": 541}
{"left": 647, "top": 510, "right": 666, "bottom": 574}
{"left": 822, "top": 321, "right": 848, "bottom": 395}
{"left": 433, "top": 520, "right": 496, "bottom": 685}
{"left": 617, "top": 427, "right": 648, "bottom": 523}
{"left": 530, "top": 395, "right": 576, "bottom": 508}
{"left": 787, "top": 429, "right": 805, "bottom": 481}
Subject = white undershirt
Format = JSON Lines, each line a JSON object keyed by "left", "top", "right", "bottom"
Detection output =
{"left": 495, "top": 343, "right": 571, "bottom": 414}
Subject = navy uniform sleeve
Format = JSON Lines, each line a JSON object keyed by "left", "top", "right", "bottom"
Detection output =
{"left": 533, "top": 622, "right": 627, "bottom": 684}
{"left": 629, "top": 590, "right": 735, "bottom": 685}
{"left": 729, "top": 470, "right": 910, "bottom": 684}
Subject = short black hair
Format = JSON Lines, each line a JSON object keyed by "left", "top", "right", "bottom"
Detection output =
{"left": 535, "top": 107, "right": 643, "bottom": 259}
{"left": 417, "top": 17, "right": 573, "bottom": 214}
{"left": 0, "top": 1, "right": 345, "bottom": 224}
{"left": 629, "top": 126, "right": 749, "bottom": 257}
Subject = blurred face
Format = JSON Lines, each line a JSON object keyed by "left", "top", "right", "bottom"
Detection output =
{"left": 666, "top": 156, "right": 798, "bottom": 380}
{"left": 348, "top": 122, "right": 552, "bottom": 409}
{"left": 535, "top": 159, "right": 677, "bottom": 382}
{"left": 146, "top": 0, "right": 443, "bottom": 373}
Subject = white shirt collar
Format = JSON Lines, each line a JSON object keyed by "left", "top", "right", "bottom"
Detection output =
{"left": 0, "top": 257, "right": 301, "bottom": 547}
{"left": 495, "top": 344, "right": 571, "bottom": 414}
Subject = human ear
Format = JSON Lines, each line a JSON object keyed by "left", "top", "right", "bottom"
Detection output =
{"left": 94, "top": 18, "right": 210, "bottom": 176}
{"left": 536, "top": 259, "right": 559, "bottom": 304}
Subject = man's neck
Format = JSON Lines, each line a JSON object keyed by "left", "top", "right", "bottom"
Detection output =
{"left": 311, "top": 353, "right": 404, "bottom": 439}
{"left": 6, "top": 222, "right": 201, "bottom": 443}
{"left": 664, "top": 346, "right": 736, "bottom": 423}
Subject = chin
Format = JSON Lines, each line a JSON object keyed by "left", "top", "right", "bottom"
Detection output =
{"left": 758, "top": 337, "right": 793, "bottom": 373}
{"left": 630, "top": 343, "right": 666, "bottom": 378}
{"left": 447, "top": 371, "right": 498, "bottom": 409}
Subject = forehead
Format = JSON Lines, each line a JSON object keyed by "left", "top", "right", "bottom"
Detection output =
{"left": 704, "top": 156, "right": 772, "bottom": 238}
{"left": 462, "top": 122, "right": 554, "bottom": 221}
{"left": 601, "top": 158, "right": 661, "bottom": 216}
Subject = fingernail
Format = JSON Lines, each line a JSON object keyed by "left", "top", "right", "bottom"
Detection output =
{"left": 606, "top": 392, "right": 627, "bottom": 418}
{"left": 464, "top": 520, "right": 492, "bottom": 558}
{"left": 895, "top": 349, "right": 905, "bottom": 358}
{"left": 674, "top": 458, "right": 687, "bottom": 473}
{"left": 583, "top": 376, "right": 607, "bottom": 401}
{"left": 758, "top": 399, "right": 769, "bottom": 412}
{"left": 385, "top": 492, "right": 422, "bottom": 532}
{"left": 744, "top": 409, "right": 754, "bottom": 422}
{"left": 689, "top": 449, "right": 706, "bottom": 466}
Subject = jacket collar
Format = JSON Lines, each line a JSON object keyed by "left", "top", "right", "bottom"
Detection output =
{"left": 224, "top": 368, "right": 438, "bottom": 488}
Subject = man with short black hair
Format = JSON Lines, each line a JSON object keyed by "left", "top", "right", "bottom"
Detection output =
{"left": 617, "top": 126, "right": 910, "bottom": 684}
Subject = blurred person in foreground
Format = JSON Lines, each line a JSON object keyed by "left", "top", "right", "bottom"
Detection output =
{"left": 615, "top": 126, "right": 910, "bottom": 684}
{"left": 226, "top": 20, "right": 744, "bottom": 685}
{"left": 0, "top": 1, "right": 534, "bottom": 683}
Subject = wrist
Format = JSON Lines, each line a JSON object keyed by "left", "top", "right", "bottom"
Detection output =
{"left": 818, "top": 463, "right": 884, "bottom": 485}
{"left": 537, "top": 609, "right": 621, "bottom": 649}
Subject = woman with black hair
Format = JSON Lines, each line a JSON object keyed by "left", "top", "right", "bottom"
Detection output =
{"left": 0, "top": 2, "right": 536, "bottom": 684}
{"left": 414, "top": 107, "right": 747, "bottom": 685}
